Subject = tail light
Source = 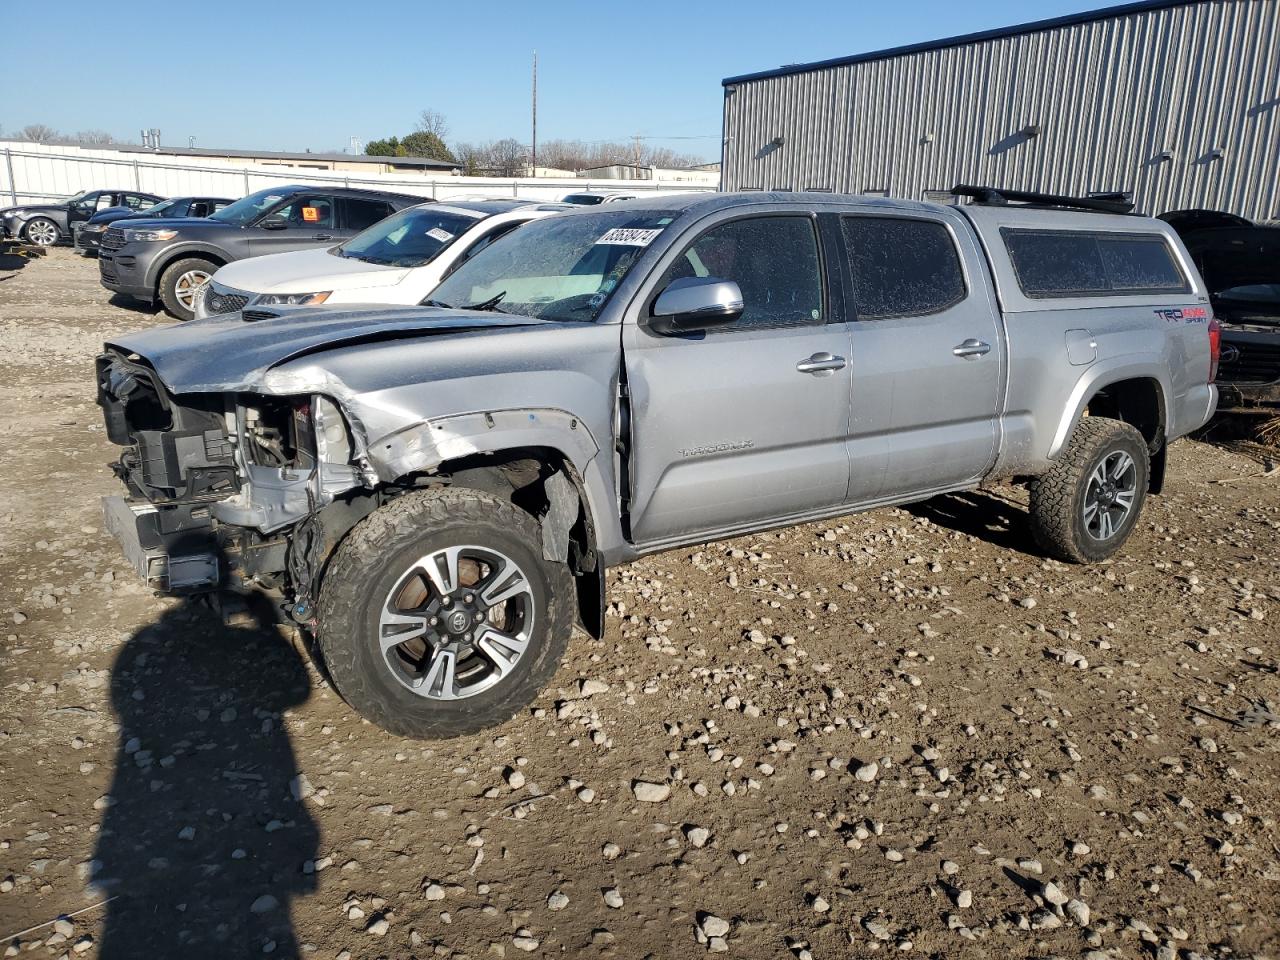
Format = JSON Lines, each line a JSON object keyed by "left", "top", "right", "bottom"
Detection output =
{"left": 1208, "top": 317, "right": 1222, "bottom": 384}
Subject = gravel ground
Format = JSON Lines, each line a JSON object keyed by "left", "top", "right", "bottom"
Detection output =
{"left": 0, "top": 249, "right": 1278, "bottom": 960}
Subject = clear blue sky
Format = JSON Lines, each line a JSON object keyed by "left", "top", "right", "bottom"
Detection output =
{"left": 5, "top": 0, "right": 1108, "bottom": 161}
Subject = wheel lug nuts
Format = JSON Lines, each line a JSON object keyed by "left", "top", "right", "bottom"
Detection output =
{"left": 429, "top": 617, "right": 438, "bottom": 627}
{"left": 475, "top": 612, "right": 485, "bottom": 622}
{"left": 464, "top": 593, "right": 474, "bottom": 603}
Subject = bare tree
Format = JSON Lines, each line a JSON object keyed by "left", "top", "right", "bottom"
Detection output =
{"left": 488, "top": 138, "right": 528, "bottom": 177}
{"left": 416, "top": 109, "right": 450, "bottom": 141}
{"left": 534, "top": 138, "right": 706, "bottom": 172}
{"left": 20, "top": 123, "right": 60, "bottom": 144}
{"left": 74, "top": 129, "right": 116, "bottom": 145}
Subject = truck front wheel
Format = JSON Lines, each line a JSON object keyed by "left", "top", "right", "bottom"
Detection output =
{"left": 1029, "top": 417, "right": 1150, "bottom": 563}
{"left": 316, "top": 487, "right": 574, "bottom": 739}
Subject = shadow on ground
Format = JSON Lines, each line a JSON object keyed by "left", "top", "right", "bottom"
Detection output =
{"left": 92, "top": 600, "right": 317, "bottom": 959}
{"left": 106, "top": 294, "right": 163, "bottom": 317}
{"left": 907, "top": 490, "right": 1042, "bottom": 556}
{"left": 0, "top": 252, "right": 33, "bottom": 276}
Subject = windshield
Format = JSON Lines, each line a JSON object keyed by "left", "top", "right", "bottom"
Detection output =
{"left": 426, "top": 209, "right": 676, "bottom": 323}
{"left": 1215, "top": 283, "right": 1280, "bottom": 317}
{"left": 336, "top": 207, "right": 481, "bottom": 267}
{"left": 140, "top": 199, "right": 178, "bottom": 217}
{"left": 561, "top": 194, "right": 606, "bottom": 206}
{"left": 209, "top": 188, "right": 295, "bottom": 226}
{"left": 67, "top": 190, "right": 95, "bottom": 208}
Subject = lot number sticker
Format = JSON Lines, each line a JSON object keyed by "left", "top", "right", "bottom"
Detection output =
{"left": 596, "top": 228, "right": 662, "bottom": 247}
{"left": 426, "top": 227, "right": 455, "bottom": 243}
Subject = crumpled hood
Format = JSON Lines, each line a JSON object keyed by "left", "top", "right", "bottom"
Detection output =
{"left": 213, "top": 247, "right": 411, "bottom": 294}
{"left": 104, "top": 306, "right": 548, "bottom": 394}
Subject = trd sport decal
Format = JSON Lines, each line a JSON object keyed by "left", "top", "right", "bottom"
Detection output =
{"left": 1154, "top": 307, "right": 1208, "bottom": 323}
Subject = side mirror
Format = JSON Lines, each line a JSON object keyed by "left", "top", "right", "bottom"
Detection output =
{"left": 259, "top": 215, "right": 288, "bottom": 231}
{"left": 649, "top": 276, "right": 743, "bottom": 334}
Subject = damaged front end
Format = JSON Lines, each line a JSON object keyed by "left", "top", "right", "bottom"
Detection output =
{"left": 96, "top": 349, "right": 370, "bottom": 613}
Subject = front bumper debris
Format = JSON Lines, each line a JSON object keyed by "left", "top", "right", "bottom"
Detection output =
{"left": 102, "top": 495, "right": 221, "bottom": 592}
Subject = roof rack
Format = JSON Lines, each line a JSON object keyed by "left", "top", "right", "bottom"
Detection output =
{"left": 951, "top": 184, "right": 1134, "bottom": 214}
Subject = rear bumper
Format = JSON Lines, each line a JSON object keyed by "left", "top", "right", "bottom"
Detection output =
{"left": 102, "top": 495, "right": 221, "bottom": 592}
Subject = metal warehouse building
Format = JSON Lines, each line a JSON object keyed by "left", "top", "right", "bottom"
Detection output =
{"left": 720, "top": 0, "right": 1280, "bottom": 220}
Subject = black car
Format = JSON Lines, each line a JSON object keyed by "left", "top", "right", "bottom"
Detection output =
{"left": 75, "top": 196, "right": 233, "bottom": 255}
{"left": 99, "top": 184, "right": 428, "bottom": 321}
{"left": 1161, "top": 209, "right": 1280, "bottom": 407}
{"left": 1, "top": 189, "right": 165, "bottom": 247}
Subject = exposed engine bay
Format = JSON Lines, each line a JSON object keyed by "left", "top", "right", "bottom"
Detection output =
{"left": 95, "top": 349, "right": 373, "bottom": 614}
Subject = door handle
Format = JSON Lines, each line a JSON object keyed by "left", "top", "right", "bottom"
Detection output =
{"left": 312, "top": 233, "right": 334, "bottom": 241}
{"left": 796, "top": 352, "right": 847, "bottom": 374}
{"left": 952, "top": 338, "right": 991, "bottom": 359}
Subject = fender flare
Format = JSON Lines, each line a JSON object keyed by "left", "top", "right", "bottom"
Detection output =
{"left": 144, "top": 243, "right": 231, "bottom": 290}
{"left": 1049, "top": 358, "right": 1173, "bottom": 460}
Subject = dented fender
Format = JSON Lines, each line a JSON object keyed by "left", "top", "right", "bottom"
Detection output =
{"left": 370, "top": 408, "right": 600, "bottom": 482}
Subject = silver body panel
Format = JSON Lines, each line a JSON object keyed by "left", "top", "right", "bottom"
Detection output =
{"left": 103, "top": 192, "right": 1218, "bottom": 570}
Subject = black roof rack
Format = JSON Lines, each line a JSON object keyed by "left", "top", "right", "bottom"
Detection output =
{"left": 951, "top": 184, "right": 1134, "bottom": 214}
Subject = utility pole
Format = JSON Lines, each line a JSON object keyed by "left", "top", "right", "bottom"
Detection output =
{"left": 531, "top": 50, "right": 538, "bottom": 176}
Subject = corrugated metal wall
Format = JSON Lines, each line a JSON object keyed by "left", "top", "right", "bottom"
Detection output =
{"left": 722, "top": 0, "right": 1280, "bottom": 220}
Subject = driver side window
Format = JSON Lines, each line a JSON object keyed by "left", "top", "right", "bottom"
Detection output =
{"left": 656, "top": 215, "right": 823, "bottom": 329}
{"left": 269, "top": 196, "right": 336, "bottom": 228}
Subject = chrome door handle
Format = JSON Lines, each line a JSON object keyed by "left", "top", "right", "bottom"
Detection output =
{"left": 796, "top": 352, "right": 847, "bottom": 374}
{"left": 952, "top": 338, "right": 991, "bottom": 359}
{"left": 313, "top": 233, "right": 334, "bottom": 241}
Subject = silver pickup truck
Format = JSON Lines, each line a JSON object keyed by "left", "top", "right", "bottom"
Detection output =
{"left": 96, "top": 187, "right": 1220, "bottom": 738}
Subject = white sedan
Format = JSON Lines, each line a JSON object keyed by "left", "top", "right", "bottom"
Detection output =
{"left": 194, "top": 200, "right": 567, "bottom": 319}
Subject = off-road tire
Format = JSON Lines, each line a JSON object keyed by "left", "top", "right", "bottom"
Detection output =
{"left": 158, "top": 257, "right": 216, "bottom": 321}
{"left": 316, "top": 487, "right": 574, "bottom": 739}
{"left": 23, "top": 217, "right": 60, "bottom": 247}
{"left": 1029, "top": 417, "right": 1150, "bottom": 563}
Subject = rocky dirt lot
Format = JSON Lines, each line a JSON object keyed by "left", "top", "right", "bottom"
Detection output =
{"left": 0, "top": 248, "right": 1277, "bottom": 960}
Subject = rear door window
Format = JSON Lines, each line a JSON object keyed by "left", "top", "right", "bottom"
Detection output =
{"left": 1003, "top": 229, "right": 1188, "bottom": 297}
{"left": 341, "top": 198, "right": 395, "bottom": 231}
{"left": 841, "top": 215, "right": 967, "bottom": 319}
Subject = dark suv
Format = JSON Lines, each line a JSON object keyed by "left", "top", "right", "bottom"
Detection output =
{"left": 1, "top": 189, "right": 165, "bottom": 247}
{"left": 98, "top": 185, "right": 427, "bottom": 320}
{"left": 76, "top": 196, "right": 233, "bottom": 255}
{"left": 1161, "top": 209, "right": 1280, "bottom": 407}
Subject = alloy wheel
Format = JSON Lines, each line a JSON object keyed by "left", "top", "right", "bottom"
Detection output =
{"left": 1082, "top": 450, "right": 1137, "bottom": 540}
{"left": 377, "top": 545, "right": 535, "bottom": 700}
{"left": 25, "top": 220, "right": 58, "bottom": 246}
{"left": 174, "top": 270, "right": 212, "bottom": 310}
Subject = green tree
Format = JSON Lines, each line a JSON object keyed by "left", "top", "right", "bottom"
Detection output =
{"left": 400, "top": 130, "right": 456, "bottom": 163}
{"left": 364, "top": 136, "right": 401, "bottom": 157}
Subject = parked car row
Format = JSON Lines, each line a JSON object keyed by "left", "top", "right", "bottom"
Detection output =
{"left": 95, "top": 185, "right": 1221, "bottom": 738}
{"left": 75, "top": 196, "right": 233, "bottom": 254}
{"left": 1, "top": 189, "right": 164, "bottom": 247}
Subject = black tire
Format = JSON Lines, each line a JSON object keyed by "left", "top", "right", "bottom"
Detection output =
{"left": 23, "top": 216, "right": 60, "bottom": 247}
{"left": 316, "top": 487, "right": 574, "bottom": 739}
{"left": 1029, "top": 417, "right": 1150, "bottom": 563}
{"left": 158, "top": 257, "right": 217, "bottom": 321}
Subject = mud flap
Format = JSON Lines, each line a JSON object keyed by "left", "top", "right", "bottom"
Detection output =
{"left": 1149, "top": 443, "right": 1167, "bottom": 495}
{"left": 575, "top": 566, "right": 605, "bottom": 640}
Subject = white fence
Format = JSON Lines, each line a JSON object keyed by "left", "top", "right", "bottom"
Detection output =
{"left": 0, "top": 141, "right": 716, "bottom": 207}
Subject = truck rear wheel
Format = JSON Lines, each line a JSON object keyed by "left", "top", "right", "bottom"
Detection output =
{"left": 1028, "top": 417, "right": 1150, "bottom": 563}
{"left": 316, "top": 487, "right": 574, "bottom": 739}
{"left": 158, "top": 257, "right": 216, "bottom": 321}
